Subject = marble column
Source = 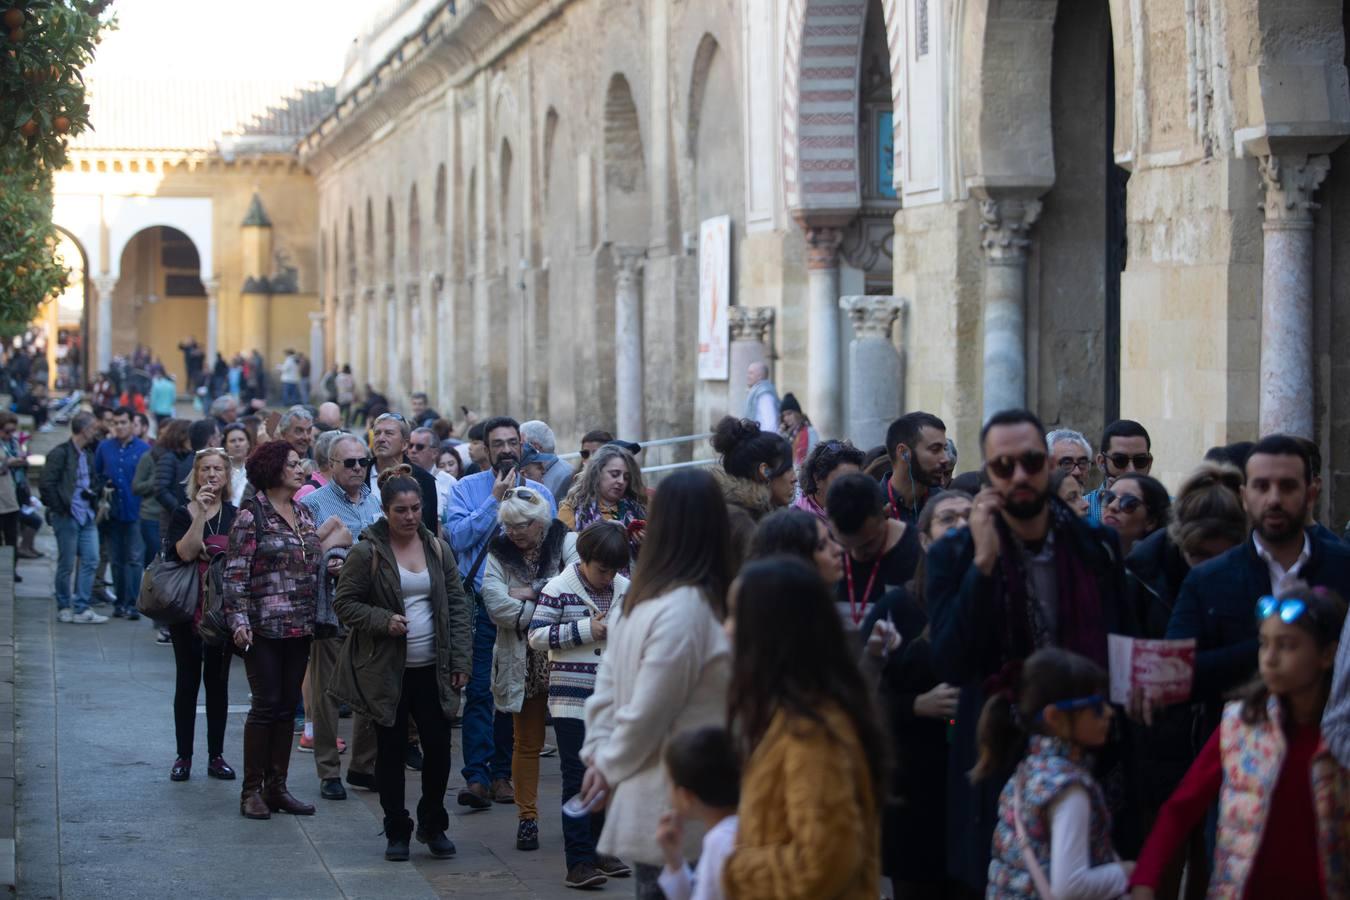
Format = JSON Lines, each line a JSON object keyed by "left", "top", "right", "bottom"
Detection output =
{"left": 977, "top": 197, "right": 1042, "bottom": 421}
{"left": 204, "top": 279, "right": 220, "bottom": 366}
{"left": 421, "top": 274, "right": 441, "bottom": 403}
{"left": 364, "top": 287, "right": 379, "bottom": 389}
{"left": 384, "top": 284, "right": 399, "bottom": 394}
{"left": 841, "top": 295, "right": 905, "bottom": 450}
{"left": 1258, "top": 154, "right": 1328, "bottom": 438}
{"left": 92, "top": 275, "right": 116, "bottom": 373}
{"left": 334, "top": 293, "right": 351, "bottom": 370}
{"left": 401, "top": 282, "right": 417, "bottom": 401}
{"left": 612, "top": 244, "right": 646, "bottom": 440}
{"left": 308, "top": 311, "right": 326, "bottom": 379}
{"left": 804, "top": 225, "right": 844, "bottom": 438}
{"left": 728, "top": 306, "right": 776, "bottom": 420}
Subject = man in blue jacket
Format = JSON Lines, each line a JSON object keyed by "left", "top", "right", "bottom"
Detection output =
{"left": 94, "top": 406, "right": 149, "bottom": 619}
{"left": 445, "top": 416, "right": 555, "bottom": 810}
{"left": 1167, "top": 434, "right": 1350, "bottom": 737}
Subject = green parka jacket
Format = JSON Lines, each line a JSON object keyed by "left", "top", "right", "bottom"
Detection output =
{"left": 328, "top": 519, "right": 474, "bottom": 728}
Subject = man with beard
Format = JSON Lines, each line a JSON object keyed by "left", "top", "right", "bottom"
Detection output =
{"left": 926, "top": 408, "right": 1132, "bottom": 893}
{"left": 881, "top": 412, "right": 951, "bottom": 525}
{"left": 1167, "top": 434, "right": 1350, "bottom": 737}
{"left": 1085, "top": 418, "right": 1153, "bottom": 524}
{"left": 445, "top": 416, "right": 557, "bottom": 810}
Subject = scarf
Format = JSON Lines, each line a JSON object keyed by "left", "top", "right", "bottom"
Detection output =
{"left": 573, "top": 496, "right": 646, "bottom": 574}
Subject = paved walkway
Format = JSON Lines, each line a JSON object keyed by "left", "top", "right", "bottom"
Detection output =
{"left": 11, "top": 427, "right": 589, "bottom": 897}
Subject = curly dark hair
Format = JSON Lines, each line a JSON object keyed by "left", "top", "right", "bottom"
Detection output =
{"left": 800, "top": 439, "right": 866, "bottom": 499}
{"left": 710, "top": 416, "right": 790, "bottom": 481}
{"left": 245, "top": 440, "right": 299, "bottom": 491}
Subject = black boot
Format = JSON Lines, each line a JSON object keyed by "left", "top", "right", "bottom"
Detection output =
{"left": 415, "top": 807, "right": 456, "bottom": 858}
{"left": 384, "top": 811, "right": 414, "bottom": 861}
{"left": 263, "top": 720, "right": 314, "bottom": 815}
{"left": 239, "top": 722, "right": 271, "bottom": 819}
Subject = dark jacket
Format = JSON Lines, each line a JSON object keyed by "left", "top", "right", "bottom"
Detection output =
{"left": 1166, "top": 533, "right": 1350, "bottom": 729}
{"left": 712, "top": 467, "right": 774, "bottom": 572}
{"left": 132, "top": 448, "right": 164, "bottom": 522}
{"left": 370, "top": 457, "right": 440, "bottom": 534}
{"left": 1124, "top": 527, "right": 1191, "bottom": 638}
{"left": 926, "top": 501, "right": 1132, "bottom": 889}
{"left": 155, "top": 448, "right": 193, "bottom": 517}
{"left": 328, "top": 519, "right": 473, "bottom": 728}
{"left": 38, "top": 438, "right": 95, "bottom": 517}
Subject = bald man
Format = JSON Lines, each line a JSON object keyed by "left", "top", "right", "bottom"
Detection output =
{"left": 316, "top": 401, "right": 342, "bottom": 430}
{"left": 744, "top": 361, "right": 780, "bottom": 435}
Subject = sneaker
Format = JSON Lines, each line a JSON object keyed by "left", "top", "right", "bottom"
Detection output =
{"left": 540, "top": 743, "right": 558, "bottom": 758}
{"left": 490, "top": 778, "right": 514, "bottom": 804}
{"left": 338, "top": 737, "right": 347, "bottom": 754}
{"left": 516, "top": 818, "right": 539, "bottom": 852}
{"left": 72, "top": 609, "right": 109, "bottom": 624}
{"left": 155, "top": 628, "right": 173, "bottom": 645}
{"left": 456, "top": 782, "right": 492, "bottom": 810}
{"left": 38, "top": 423, "right": 53, "bottom": 433}
{"left": 293, "top": 717, "right": 305, "bottom": 735}
{"left": 57, "top": 609, "right": 74, "bottom": 624}
{"left": 595, "top": 855, "right": 632, "bottom": 878}
{"left": 565, "top": 863, "right": 608, "bottom": 889}
{"left": 415, "top": 828, "right": 457, "bottom": 858}
{"left": 298, "top": 734, "right": 314, "bottom": 752}
{"left": 126, "top": 610, "right": 140, "bottom": 621}
{"left": 405, "top": 742, "right": 423, "bottom": 771}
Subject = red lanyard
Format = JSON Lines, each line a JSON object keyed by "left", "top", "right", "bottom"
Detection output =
{"left": 843, "top": 554, "right": 880, "bottom": 626}
{"left": 887, "top": 479, "right": 911, "bottom": 522}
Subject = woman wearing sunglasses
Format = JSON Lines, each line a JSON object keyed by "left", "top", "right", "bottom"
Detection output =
{"left": 1130, "top": 583, "right": 1349, "bottom": 900}
{"left": 482, "top": 485, "right": 579, "bottom": 853}
{"left": 1099, "top": 473, "right": 1171, "bottom": 557}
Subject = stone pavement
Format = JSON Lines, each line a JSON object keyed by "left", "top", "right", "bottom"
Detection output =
{"left": 9, "top": 450, "right": 592, "bottom": 897}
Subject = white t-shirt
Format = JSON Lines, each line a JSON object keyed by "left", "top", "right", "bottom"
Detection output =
{"left": 399, "top": 564, "right": 434, "bottom": 667}
{"left": 658, "top": 815, "right": 738, "bottom": 900}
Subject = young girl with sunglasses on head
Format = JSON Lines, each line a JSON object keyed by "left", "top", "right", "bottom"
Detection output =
{"left": 978, "top": 647, "right": 1133, "bottom": 900}
{"left": 1130, "top": 582, "right": 1349, "bottom": 899}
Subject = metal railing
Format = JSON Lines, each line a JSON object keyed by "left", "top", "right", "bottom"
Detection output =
{"left": 557, "top": 432, "right": 718, "bottom": 476}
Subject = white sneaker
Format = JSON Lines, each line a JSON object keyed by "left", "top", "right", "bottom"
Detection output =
{"left": 37, "top": 424, "right": 53, "bottom": 433}
{"left": 72, "top": 609, "right": 109, "bottom": 624}
{"left": 57, "top": 608, "right": 74, "bottom": 624}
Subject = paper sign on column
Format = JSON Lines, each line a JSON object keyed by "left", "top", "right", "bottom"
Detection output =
{"left": 1107, "top": 635, "right": 1196, "bottom": 706}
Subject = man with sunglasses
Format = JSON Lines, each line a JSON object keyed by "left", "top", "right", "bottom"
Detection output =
{"left": 446, "top": 416, "right": 557, "bottom": 810}
{"left": 926, "top": 408, "right": 1132, "bottom": 893}
{"left": 576, "top": 429, "right": 614, "bottom": 473}
{"left": 369, "top": 413, "right": 439, "bottom": 533}
{"left": 1166, "top": 434, "right": 1350, "bottom": 739}
{"left": 1084, "top": 419, "right": 1153, "bottom": 525}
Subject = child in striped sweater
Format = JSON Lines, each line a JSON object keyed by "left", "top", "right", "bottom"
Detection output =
{"left": 528, "top": 521, "right": 632, "bottom": 888}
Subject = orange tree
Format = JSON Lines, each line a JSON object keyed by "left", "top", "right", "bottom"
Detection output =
{"left": 0, "top": 0, "right": 110, "bottom": 336}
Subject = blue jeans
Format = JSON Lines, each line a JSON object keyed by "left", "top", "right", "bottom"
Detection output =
{"left": 461, "top": 602, "right": 514, "bottom": 787}
{"left": 53, "top": 513, "right": 98, "bottom": 613}
{"left": 139, "top": 518, "right": 160, "bottom": 567}
{"left": 104, "top": 520, "right": 144, "bottom": 614}
{"left": 554, "top": 716, "right": 603, "bottom": 869}
{"left": 281, "top": 382, "right": 301, "bottom": 406}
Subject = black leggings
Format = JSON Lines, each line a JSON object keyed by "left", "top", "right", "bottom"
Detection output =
{"left": 0, "top": 511, "right": 17, "bottom": 547}
{"left": 375, "top": 665, "right": 452, "bottom": 828}
{"left": 169, "top": 622, "right": 232, "bottom": 759}
{"left": 242, "top": 635, "right": 310, "bottom": 727}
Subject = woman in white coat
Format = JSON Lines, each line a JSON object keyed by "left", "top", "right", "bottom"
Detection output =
{"left": 579, "top": 469, "right": 736, "bottom": 898}
{"left": 482, "top": 486, "right": 579, "bottom": 853}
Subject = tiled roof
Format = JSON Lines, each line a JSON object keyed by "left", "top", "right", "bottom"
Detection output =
{"left": 70, "top": 78, "right": 336, "bottom": 152}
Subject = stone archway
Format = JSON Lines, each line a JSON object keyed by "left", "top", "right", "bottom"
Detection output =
{"left": 113, "top": 226, "right": 208, "bottom": 385}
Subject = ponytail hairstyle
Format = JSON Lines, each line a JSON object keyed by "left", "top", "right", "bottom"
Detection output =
{"left": 377, "top": 464, "right": 421, "bottom": 513}
{"left": 711, "top": 416, "right": 789, "bottom": 483}
{"left": 1236, "top": 580, "right": 1347, "bottom": 724}
{"left": 971, "top": 648, "right": 1108, "bottom": 783}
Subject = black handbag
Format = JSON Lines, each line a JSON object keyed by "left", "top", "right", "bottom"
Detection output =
{"left": 136, "top": 556, "right": 198, "bottom": 625}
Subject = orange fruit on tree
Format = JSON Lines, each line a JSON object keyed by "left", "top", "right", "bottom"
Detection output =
{"left": 14, "top": 266, "right": 27, "bottom": 277}
{"left": 53, "top": 116, "right": 69, "bottom": 133}
{"left": 18, "top": 119, "right": 36, "bottom": 137}
{"left": 1, "top": 9, "right": 22, "bottom": 29}
{"left": 8, "top": 26, "right": 22, "bottom": 41}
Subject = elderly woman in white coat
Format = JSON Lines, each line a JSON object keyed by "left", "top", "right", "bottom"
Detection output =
{"left": 482, "top": 485, "right": 579, "bottom": 853}
{"left": 579, "top": 469, "right": 736, "bottom": 899}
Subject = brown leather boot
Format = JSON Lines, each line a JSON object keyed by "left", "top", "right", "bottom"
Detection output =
{"left": 239, "top": 722, "right": 271, "bottom": 820}
{"left": 264, "top": 720, "right": 315, "bottom": 815}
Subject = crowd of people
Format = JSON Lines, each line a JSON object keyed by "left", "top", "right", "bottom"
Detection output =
{"left": 22, "top": 367, "right": 1350, "bottom": 899}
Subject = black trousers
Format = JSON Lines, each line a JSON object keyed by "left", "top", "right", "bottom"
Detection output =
{"left": 170, "top": 622, "right": 232, "bottom": 759}
{"left": 0, "top": 511, "right": 17, "bottom": 547}
{"left": 375, "top": 665, "right": 452, "bottom": 829}
{"left": 243, "top": 635, "right": 310, "bottom": 726}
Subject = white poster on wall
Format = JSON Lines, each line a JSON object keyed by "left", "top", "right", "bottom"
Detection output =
{"left": 697, "top": 214, "right": 731, "bottom": 380}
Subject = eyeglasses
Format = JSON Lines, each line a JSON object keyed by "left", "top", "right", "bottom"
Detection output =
{"left": 1106, "top": 452, "right": 1152, "bottom": 471}
{"left": 1257, "top": 596, "right": 1313, "bottom": 625}
{"left": 1035, "top": 694, "right": 1107, "bottom": 720}
{"left": 504, "top": 487, "right": 542, "bottom": 504}
{"left": 1055, "top": 456, "right": 1090, "bottom": 472}
{"left": 986, "top": 450, "right": 1048, "bottom": 480}
{"left": 579, "top": 450, "right": 591, "bottom": 460}
{"left": 339, "top": 457, "right": 373, "bottom": 469}
{"left": 1102, "top": 491, "right": 1144, "bottom": 514}
{"left": 502, "top": 520, "right": 536, "bottom": 535}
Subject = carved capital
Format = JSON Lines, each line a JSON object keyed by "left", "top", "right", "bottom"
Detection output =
{"left": 840, "top": 295, "right": 904, "bottom": 340}
{"left": 362, "top": 286, "right": 376, "bottom": 303}
{"left": 610, "top": 244, "right": 646, "bottom": 291}
{"left": 429, "top": 272, "right": 444, "bottom": 294}
{"left": 406, "top": 280, "right": 420, "bottom": 302}
{"left": 1259, "top": 154, "right": 1330, "bottom": 229}
{"left": 728, "top": 306, "right": 776, "bottom": 344}
{"left": 804, "top": 226, "right": 845, "bottom": 270}
{"left": 384, "top": 283, "right": 398, "bottom": 300}
{"left": 307, "top": 310, "right": 326, "bottom": 324}
{"left": 203, "top": 278, "right": 220, "bottom": 300}
{"left": 978, "top": 199, "right": 1042, "bottom": 263}
{"left": 92, "top": 275, "right": 117, "bottom": 299}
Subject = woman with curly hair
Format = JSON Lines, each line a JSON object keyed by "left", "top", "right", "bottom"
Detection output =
{"left": 710, "top": 416, "right": 796, "bottom": 571}
{"left": 224, "top": 439, "right": 322, "bottom": 820}
{"left": 793, "top": 439, "right": 865, "bottom": 525}
{"left": 558, "top": 444, "right": 646, "bottom": 573}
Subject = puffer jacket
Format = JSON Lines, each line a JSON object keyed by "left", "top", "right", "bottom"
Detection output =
{"left": 481, "top": 520, "right": 578, "bottom": 713}
{"left": 712, "top": 466, "right": 774, "bottom": 571}
{"left": 328, "top": 518, "right": 473, "bottom": 728}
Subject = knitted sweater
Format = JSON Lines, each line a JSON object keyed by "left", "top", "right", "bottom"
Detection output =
{"left": 527, "top": 563, "right": 630, "bottom": 719}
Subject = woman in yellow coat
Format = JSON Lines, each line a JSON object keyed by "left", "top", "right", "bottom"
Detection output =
{"left": 722, "top": 555, "right": 888, "bottom": 900}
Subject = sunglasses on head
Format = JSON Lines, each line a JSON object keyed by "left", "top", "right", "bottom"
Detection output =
{"left": 504, "top": 487, "right": 542, "bottom": 504}
{"left": 1106, "top": 452, "right": 1152, "bottom": 471}
{"left": 1256, "top": 595, "right": 1314, "bottom": 625}
{"left": 340, "top": 456, "right": 374, "bottom": 469}
{"left": 1035, "top": 694, "right": 1107, "bottom": 720}
{"left": 986, "top": 450, "right": 1047, "bottom": 480}
{"left": 1102, "top": 491, "right": 1144, "bottom": 514}
{"left": 376, "top": 412, "right": 406, "bottom": 423}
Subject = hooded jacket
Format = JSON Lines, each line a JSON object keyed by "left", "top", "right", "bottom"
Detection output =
{"left": 712, "top": 466, "right": 774, "bottom": 571}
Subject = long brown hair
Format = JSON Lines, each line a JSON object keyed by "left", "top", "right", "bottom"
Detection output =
{"left": 155, "top": 418, "right": 190, "bottom": 453}
{"left": 623, "top": 468, "right": 733, "bottom": 618}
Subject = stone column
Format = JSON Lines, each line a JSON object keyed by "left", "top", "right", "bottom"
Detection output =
{"left": 804, "top": 225, "right": 844, "bottom": 438}
{"left": 308, "top": 311, "right": 326, "bottom": 379}
{"left": 728, "top": 306, "right": 776, "bottom": 420}
{"left": 383, "top": 284, "right": 398, "bottom": 394}
{"left": 1258, "top": 154, "right": 1329, "bottom": 438}
{"left": 364, "top": 287, "right": 379, "bottom": 389}
{"left": 401, "top": 282, "right": 417, "bottom": 400}
{"left": 421, "top": 274, "right": 440, "bottom": 402}
{"left": 334, "top": 294, "right": 350, "bottom": 370}
{"left": 841, "top": 295, "right": 905, "bottom": 450}
{"left": 612, "top": 244, "right": 646, "bottom": 440}
{"left": 977, "top": 197, "right": 1042, "bottom": 421}
{"left": 92, "top": 275, "right": 116, "bottom": 373}
{"left": 204, "top": 279, "right": 220, "bottom": 366}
